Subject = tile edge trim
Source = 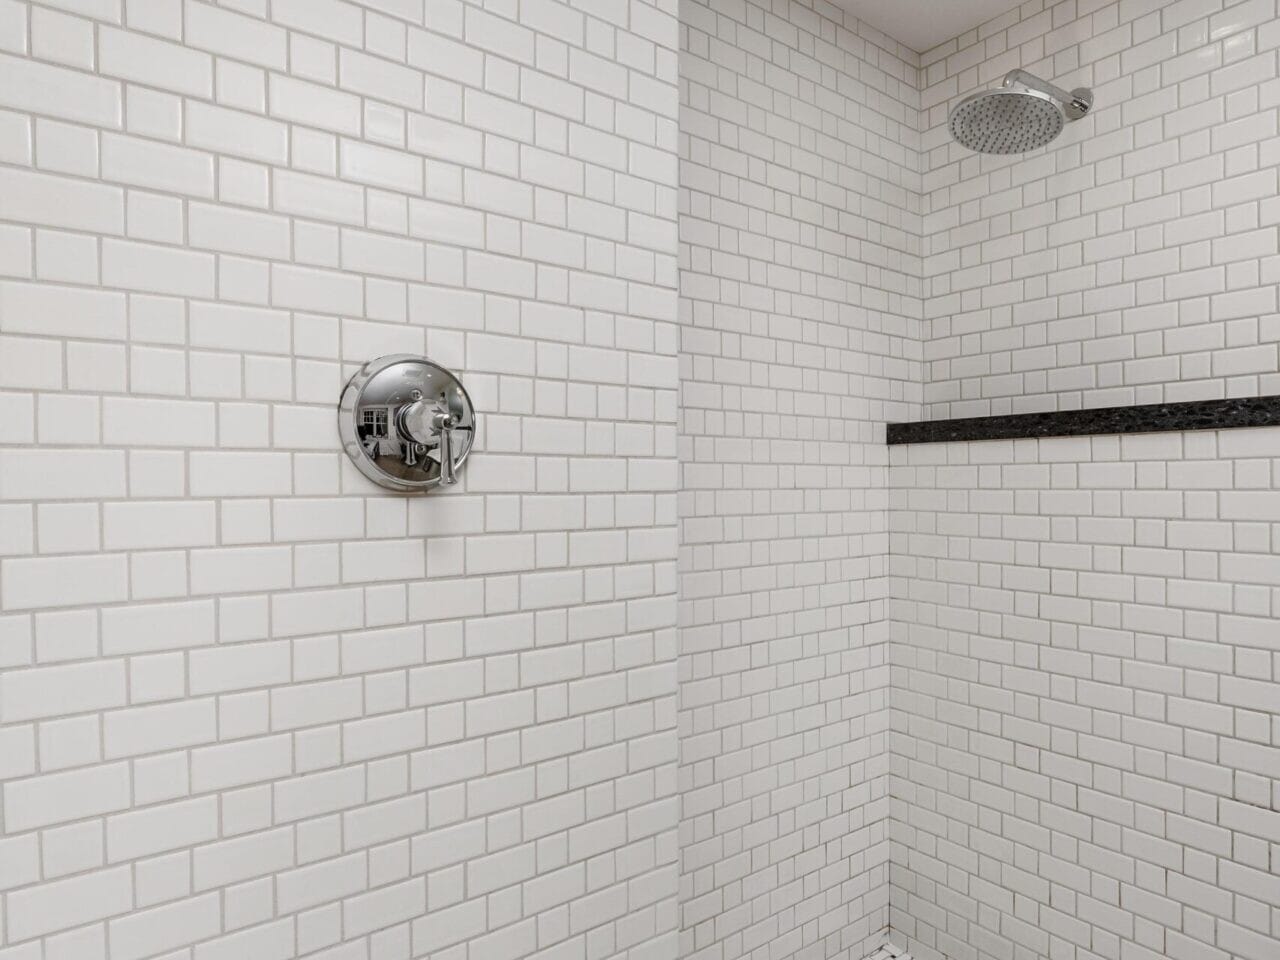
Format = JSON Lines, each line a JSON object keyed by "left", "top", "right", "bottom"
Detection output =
{"left": 887, "top": 395, "right": 1280, "bottom": 445}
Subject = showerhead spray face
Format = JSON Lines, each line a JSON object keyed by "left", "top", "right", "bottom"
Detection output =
{"left": 949, "top": 70, "right": 1093, "bottom": 155}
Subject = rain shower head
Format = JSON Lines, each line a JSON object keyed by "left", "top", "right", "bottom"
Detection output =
{"left": 949, "top": 69, "right": 1093, "bottom": 154}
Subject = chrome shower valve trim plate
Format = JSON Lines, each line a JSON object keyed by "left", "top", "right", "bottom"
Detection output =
{"left": 338, "top": 354, "right": 478, "bottom": 492}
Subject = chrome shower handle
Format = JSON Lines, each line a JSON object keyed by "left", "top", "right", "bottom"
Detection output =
{"left": 433, "top": 410, "right": 458, "bottom": 486}
{"left": 396, "top": 394, "right": 460, "bottom": 485}
{"left": 396, "top": 396, "right": 463, "bottom": 488}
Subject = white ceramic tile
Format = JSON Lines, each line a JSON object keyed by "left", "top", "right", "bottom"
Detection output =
{"left": 0, "top": 2, "right": 679, "bottom": 958}
{"left": 4, "top": 2, "right": 1278, "bottom": 959}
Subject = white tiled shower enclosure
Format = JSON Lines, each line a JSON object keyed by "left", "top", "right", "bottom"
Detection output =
{"left": 0, "top": 0, "right": 1277, "bottom": 960}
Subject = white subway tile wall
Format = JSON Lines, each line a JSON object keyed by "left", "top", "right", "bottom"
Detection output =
{"left": 677, "top": 1, "right": 922, "bottom": 958}
{"left": 921, "top": 0, "right": 1280, "bottom": 418}
{"left": 6, "top": 0, "right": 1280, "bottom": 958}
{"left": 894, "top": 2, "right": 1280, "bottom": 958}
{"left": 889, "top": 427, "right": 1280, "bottom": 960}
{"left": 0, "top": 0, "right": 681, "bottom": 958}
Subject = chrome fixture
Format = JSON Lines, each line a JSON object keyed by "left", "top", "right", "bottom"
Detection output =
{"left": 949, "top": 69, "right": 1093, "bottom": 154}
{"left": 338, "top": 354, "right": 477, "bottom": 492}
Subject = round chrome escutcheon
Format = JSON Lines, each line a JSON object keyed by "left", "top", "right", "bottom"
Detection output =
{"left": 338, "top": 354, "right": 477, "bottom": 492}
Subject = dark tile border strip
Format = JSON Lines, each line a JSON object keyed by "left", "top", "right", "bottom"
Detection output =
{"left": 887, "top": 395, "right": 1280, "bottom": 445}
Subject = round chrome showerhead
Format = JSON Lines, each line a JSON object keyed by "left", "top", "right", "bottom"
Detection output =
{"left": 949, "top": 86, "right": 1063, "bottom": 154}
{"left": 948, "top": 70, "right": 1093, "bottom": 155}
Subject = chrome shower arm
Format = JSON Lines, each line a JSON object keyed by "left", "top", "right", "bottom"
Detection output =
{"left": 1002, "top": 69, "right": 1070, "bottom": 102}
{"left": 1003, "top": 69, "right": 1093, "bottom": 120}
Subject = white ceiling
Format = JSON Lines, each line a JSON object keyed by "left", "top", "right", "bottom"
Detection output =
{"left": 837, "top": 0, "right": 1022, "bottom": 53}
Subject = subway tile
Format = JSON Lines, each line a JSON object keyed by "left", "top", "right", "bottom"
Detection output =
{"left": 339, "top": 47, "right": 422, "bottom": 109}
{"left": 339, "top": 138, "right": 422, "bottom": 193}
{"left": 190, "top": 302, "right": 291, "bottom": 355}
{"left": 190, "top": 546, "right": 292, "bottom": 594}
{"left": 273, "top": 168, "right": 365, "bottom": 224}
{"left": 102, "top": 240, "right": 215, "bottom": 297}
{"left": 103, "top": 698, "right": 217, "bottom": 758}
{"left": 107, "top": 893, "right": 221, "bottom": 960}
{"left": 0, "top": 659, "right": 125, "bottom": 721}
{"left": 0, "top": 51, "right": 121, "bottom": 127}
{"left": 268, "top": 74, "right": 362, "bottom": 135}
{"left": 103, "top": 502, "right": 217, "bottom": 550}
{"left": 2, "top": 553, "right": 128, "bottom": 609}
{"left": 106, "top": 796, "right": 219, "bottom": 862}
{"left": 188, "top": 202, "right": 291, "bottom": 260}
{"left": 0, "top": 166, "right": 124, "bottom": 234}
{"left": 102, "top": 397, "right": 215, "bottom": 447}
{"left": 186, "top": 102, "right": 289, "bottom": 166}
{"left": 102, "top": 133, "right": 215, "bottom": 197}
{"left": 4, "top": 761, "right": 131, "bottom": 831}
{"left": 271, "top": 0, "right": 362, "bottom": 46}
{"left": 98, "top": 25, "right": 212, "bottom": 98}
{"left": 183, "top": 0, "right": 286, "bottom": 69}
{"left": 7, "top": 865, "right": 133, "bottom": 941}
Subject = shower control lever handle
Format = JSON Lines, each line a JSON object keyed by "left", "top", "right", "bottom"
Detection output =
{"left": 396, "top": 394, "right": 459, "bottom": 484}
{"left": 434, "top": 411, "right": 458, "bottom": 486}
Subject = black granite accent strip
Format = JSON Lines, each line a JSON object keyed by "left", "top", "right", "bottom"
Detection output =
{"left": 887, "top": 395, "right": 1280, "bottom": 445}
